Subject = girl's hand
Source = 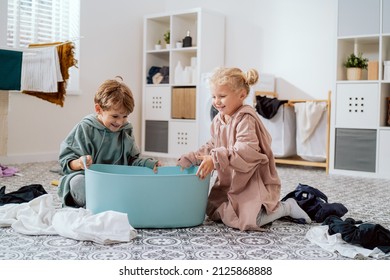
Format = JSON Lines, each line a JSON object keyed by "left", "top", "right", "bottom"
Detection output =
{"left": 195, "top": 155, "right": 214, "bottom": 180}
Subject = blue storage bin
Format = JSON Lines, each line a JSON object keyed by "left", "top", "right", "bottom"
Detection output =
{"left": 85, "top": 165, "right": 210, "bottom": 228}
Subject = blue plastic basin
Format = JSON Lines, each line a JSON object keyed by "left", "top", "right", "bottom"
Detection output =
{"left": 85, "top": 165, "right": 210, "bottom": 228}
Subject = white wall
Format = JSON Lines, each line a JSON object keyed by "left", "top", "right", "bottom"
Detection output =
{"left": 0, "top": 0, "right": 338, "bottom": 164}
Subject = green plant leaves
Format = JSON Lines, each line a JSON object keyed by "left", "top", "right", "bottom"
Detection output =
{"left": 343, "top": 52, "right": 369, "bottom": 69}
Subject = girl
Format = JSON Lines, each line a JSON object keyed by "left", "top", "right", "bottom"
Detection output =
{"left": 177, "top": 67, "right": 311, "bottom": 231}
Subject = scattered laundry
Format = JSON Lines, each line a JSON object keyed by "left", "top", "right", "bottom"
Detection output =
{"left": 0, "top": 164, "right": 19, "bottom": 177}
{"left": 306, "top": 224, "right": 390, "bottom": 259}
{"left": 0, "top": 194, "right": 137, "bottom": 245}
{"left": 0, "top": 184, "right": 47, "bottom": 206}
{"left": 281, "top": 183, "right": 348, "bottom": 223}
{"left": 323, "top": 215, "right": 390, "bottom": 253}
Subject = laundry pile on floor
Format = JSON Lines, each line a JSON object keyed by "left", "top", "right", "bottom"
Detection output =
{"left": 283, "top": 183, "right": 390, "bottom": 259}
{"left": 0, "top": 186, "right": 137, "bottom": 245}
{"left": 1, "top": 181, "right": 390, "bottom": 258}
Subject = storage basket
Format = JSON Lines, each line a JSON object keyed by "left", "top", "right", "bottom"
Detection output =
{"left": 85, "top": 165, "right": 210, "bottom": 228}
{"left": 384, "top": 61, "right": 390, "bottom": 81}
{"left": 257, "top": 105, "right": 296, "bottom": 158}
{"left": 294, "top": 102, "right": 327, "bottom": 162}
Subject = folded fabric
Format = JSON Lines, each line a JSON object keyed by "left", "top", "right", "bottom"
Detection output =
{"left": 255, "top": 96, "right": 288, "bottom": 119}
{"left": 21, "top": 46, "right": 62, "bottom": 92}
{"left": 147, "top": 66, "right": 161, "bottom": 84}
{"left": 323, "top": 215, "right": 390, "bottom": 253}
{"left": 0, "top": 194, "right": 137, "bottom": 244}
{"left": 22, "top": 41, "right": 77, "bottom": 107}
{"left": 0, "top": 184, "right": 47, "bottom": 206}
{"left": 294, "top": 101, "right": 327, "bottom": 143}
{"left": 0, "top": 49, "right": 23, "bottom": 90}
{"left": 306, "top": 225, "right": 388, "bottom": 259}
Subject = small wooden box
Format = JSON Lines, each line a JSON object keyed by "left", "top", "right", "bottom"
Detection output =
{"left": 171, "top": 87, "right": 196, "bottom": 119}
{"left": 368, "top": 61, "right": 379, "bottom": 80}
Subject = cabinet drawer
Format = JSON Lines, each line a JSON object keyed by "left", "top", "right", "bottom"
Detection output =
{"left": 383, "top": 0, "right": 390, "bottom": 33}
{"left": 334, "top": 128, "right": 376, "bottom": 172}
{"left": 171, "top": 87, "right": 196, "bottom": 119}
{"left": 169, "top": 121, "right": 198, "bottom": 157}
{"left": 145, "top": 120, "right": 168, "bottom": 153}
{"left": 335, "top": 83, "right": 379, "bottom": 128}
{"left": 338, "top": 0, "right": 380, "bottom": 36}
{"left": 145, "top": 87, "right": 171, "bottom": 120}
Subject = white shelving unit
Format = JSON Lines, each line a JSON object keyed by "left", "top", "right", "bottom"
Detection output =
{"left": 141, "top": 8, "right": 225, "bottom": 158}
{"left": 330, "top": 0, "right": 390, "bottom": 178}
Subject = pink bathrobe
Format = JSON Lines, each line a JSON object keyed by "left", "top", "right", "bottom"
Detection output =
{"left": 178, "top": 105, "right": 281, "bottom": 231}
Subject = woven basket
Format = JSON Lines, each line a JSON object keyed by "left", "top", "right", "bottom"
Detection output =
{"left": 346, "top": 67, "right": 362, "bottom": 80}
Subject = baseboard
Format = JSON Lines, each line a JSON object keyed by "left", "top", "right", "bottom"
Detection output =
{"left": 0, "top": 151, "right": 59, "bottom": 165}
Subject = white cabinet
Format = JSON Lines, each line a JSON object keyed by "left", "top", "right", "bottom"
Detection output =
{"left": 331, "top": 0, "right": 390, "bottom": 178}
{"left": 141, "top": 8, "right": 225, "bottom": 158}
{"left": 378, "top": 130, "right": 390, "bottom": 178}
{"left": 335, "top": 83, "right": 379, "bottom": 128}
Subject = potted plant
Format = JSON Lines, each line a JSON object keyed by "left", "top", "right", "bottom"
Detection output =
{"left": 343, "top": 52, "right": 369, "bottom": 80}
{"left": 164, "top": 30, "right": 170, "bottom": 49}
{"left": 155, "top": 39, "right": 161, "bottom": 50}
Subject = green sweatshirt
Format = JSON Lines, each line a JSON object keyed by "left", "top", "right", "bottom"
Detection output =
{"left": 58, "top": 114, "right": 157, "bottom": 207}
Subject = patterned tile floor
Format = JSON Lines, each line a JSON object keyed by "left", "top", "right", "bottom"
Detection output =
{"left": 1, "top": 161, "right": 390, "bottom": 260}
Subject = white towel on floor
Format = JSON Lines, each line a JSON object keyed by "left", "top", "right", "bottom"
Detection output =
{"left": 294, "top": 102, "right": 327, "bottom": 143}
{"left": 11, "top": 193, "right": 57, "bottom": 235}
{"left": 305, "top": 225, "right": 388, "bottom": 259}
{"left": 52, "top": 208, "right": 137, "bottom": 244}
{"left": 0, "top": 194, "right": 137, "bottom": 244}
{"left": 21, "top": 46, "right": 63, "bottom": 93}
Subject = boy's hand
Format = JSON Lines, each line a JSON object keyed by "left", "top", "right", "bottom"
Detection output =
{"left": 70, "top": 155, "right": 92, "bottom": 171}
{"left": 153, "top": 161, "right": 162, "bottom": 173}
{"left": 80, "top": 155, "right": 92, "bottom": 170}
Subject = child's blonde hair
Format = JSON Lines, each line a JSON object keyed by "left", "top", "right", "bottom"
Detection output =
{"left": 210, "top": 67, "right": 259, "bottom": 96}
{"left": 94, "top": 76, "right": 135, "bottom": 114}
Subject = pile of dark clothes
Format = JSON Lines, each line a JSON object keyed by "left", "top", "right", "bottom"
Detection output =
{"left": 283, "top": 183, "right": 390, "bottom": 254}
{"left": 0, "top": 184, "right": 47, "bottom": 206}
{"left": 255, "top": 95, "right": 288, "bottom": 119}
{"left": 323, "top": 215, "right": 390, "bottom": 254}
{"left": 147, "top": 66, "right": 169, "bottom": 84}
{"left": 281, "top": 183, "right": 348, "bottom": 223}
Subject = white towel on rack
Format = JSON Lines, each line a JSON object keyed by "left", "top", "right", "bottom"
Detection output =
{"left": 294, "top": 101, "right": 327, "bottom": 143}
{"left": 20, "top": 46, "right": 63, "bottom": 93}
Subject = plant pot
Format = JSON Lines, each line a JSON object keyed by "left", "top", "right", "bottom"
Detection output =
{"left": 154, "top": 44, "right": 161, "bottom": 50}
{"left": 346, "top": 68, "right": 362, "bottom": 80}
{"left": 165, "top": 43, "right": 170, "bottom": 49}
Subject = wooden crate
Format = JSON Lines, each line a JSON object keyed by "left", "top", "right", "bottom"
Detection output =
{"left": 171, "top": 87, "right": 196, "bottom": 119}
{"left": 368, "top": 61, "right": 378, "bottom": 80}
